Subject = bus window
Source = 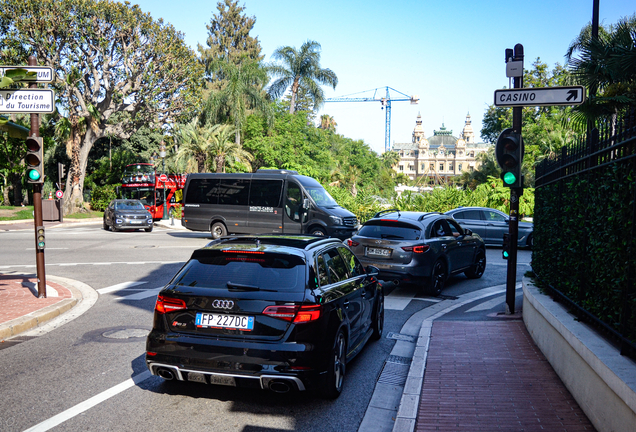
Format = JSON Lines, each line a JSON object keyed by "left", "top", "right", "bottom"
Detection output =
{"left": 185, "top": 178, "right": 219, "bottom": 205}
{"left": 249, "top": 180, "right": 283, "bottom": 207}
{"left": 218, "top": 179, "right": 250, "bottom": 206}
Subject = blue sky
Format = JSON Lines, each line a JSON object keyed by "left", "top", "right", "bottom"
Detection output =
{"left": 129, "top": 0, "right": 634, "bottom": 154}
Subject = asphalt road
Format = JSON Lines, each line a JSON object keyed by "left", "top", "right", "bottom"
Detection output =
{"left": 0, "top": 223, "right": 531, "bottom": 432}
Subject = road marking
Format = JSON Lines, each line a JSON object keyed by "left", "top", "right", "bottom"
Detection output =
{"left": 385, "top": 285, "right": 441, "bottom": 310}
{"left": 97, "top": 281, "right": 147, "bottom": 295}
{"left": 23, "top": 371, "right": 152, "bottom": 432}
{"left": 116, "top": 287, "right": 163, "bottom": 301}
{"left": 464, "top": 284, "right": 523, "bottom": 312}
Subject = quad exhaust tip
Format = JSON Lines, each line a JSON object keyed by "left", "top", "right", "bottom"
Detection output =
{"left": 157, "top": 368, "right": 175, "bottom": 380}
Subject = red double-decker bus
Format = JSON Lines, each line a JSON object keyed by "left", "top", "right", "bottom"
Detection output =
{"left": 120, "top": 163, "right": 187, "bottom": 220}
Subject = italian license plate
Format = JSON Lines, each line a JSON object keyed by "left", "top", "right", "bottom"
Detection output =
{"left": 130, "top": 220, "right": 142, "bottom": 224}
{"left": 209, "top": 375, "right": 236, "bottom": 387}
{"left": 367, "top": 247, "right": 391, "bottom": 257}
{"left": 196, "top": 313, "right": 254, "bottom": 331}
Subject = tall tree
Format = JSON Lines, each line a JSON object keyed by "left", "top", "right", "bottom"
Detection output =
{"left": 175, "top": 120, "right": 212, "bottom": 173}
{"left": 0, "top": 0, "right": 204, "bottom": 213}
{"left": 267, "top": 40, "right": 338, "bottom": 114}
{"left": 205, "top": 57, "right": 272, "bottom": 145}
{"left": 208, "top": 124, "right": 253, "bottom": 173}
{"left": 566, "top": 15, "right": 636, "bottom": 127}
{"left": 198, "top": 0, "right": 263, "bottom": 91}
{"left": 319, "top": 114, "right": 337, "bottom": 132}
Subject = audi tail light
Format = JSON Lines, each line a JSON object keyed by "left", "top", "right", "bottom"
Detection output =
{"left": 401, "top": 245, "right": 430, "bottom": 254}
{"left": 263, "top": 305, "right": 322, "bottom": 323}
{"left": 155, "top": 295, "right": 187, "bottom": 314}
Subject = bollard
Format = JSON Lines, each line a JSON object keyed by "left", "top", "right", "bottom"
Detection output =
{"left": 171, "top": 215, "right": 174, "bottom": 226}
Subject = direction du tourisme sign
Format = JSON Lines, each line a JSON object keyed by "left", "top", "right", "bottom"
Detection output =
{"left": 0, "top": 89, "right": 55, "bottom": 113}
{"left": 494, "top": 85, "right": 585, "bottom": 107}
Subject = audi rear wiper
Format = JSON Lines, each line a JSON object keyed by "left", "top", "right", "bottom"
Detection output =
{"left": 226, "top": 282, "right": 277, "bottom": 292}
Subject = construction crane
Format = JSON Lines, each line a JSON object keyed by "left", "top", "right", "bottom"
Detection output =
{"left": 325, "top": 86, "right": 419, "bottom": 152}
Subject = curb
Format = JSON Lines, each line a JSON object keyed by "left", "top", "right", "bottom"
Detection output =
{"left": 0, "top": 274, "right": 97, "bottom": 341}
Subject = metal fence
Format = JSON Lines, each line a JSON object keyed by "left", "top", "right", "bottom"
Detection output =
{"left": 534, "top": 108, "right": 636, "bottom": 357}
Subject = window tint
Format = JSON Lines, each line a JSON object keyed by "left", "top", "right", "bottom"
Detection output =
{"left": 483, "top": 210, "right": 506, "bottom": 222}
{"left": 172, "top": 251, "right": 305, "bottom": 292}
{"left": 218, "top": 179, "right": 250, "bottom": 205}
{"left": 185, "top": 178, "right": 219, "bottom": 205}
{"left": 447, "top": 219, "right": 464, "bottom": 236}
{"left": 338, "top": 247, "right": 364, "bottom": 277}
{"left": 285, "top": 182, "right": 303, "bottom": 221}
{"left": 316, "top": 254, "right": 329, "bottom": 287}
{"left": 358, "top": 222, "right": 421, "bottom": 240}
{"left": 250, "top": 180, "right": 283, "bottom": 207}
{"left": 322, "top": 248, "right": 349, "bottom": 284}
{"left": 460, "top": 210, "right": 482, "bottom": 220}
{"left": 453, "top": 212, "right": 465, "bottom": 219}
{"left": 430, "top": 220, "right": 452, "bottom": 237}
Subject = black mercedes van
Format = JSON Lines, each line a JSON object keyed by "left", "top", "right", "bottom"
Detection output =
{"left": 182, "top": 169, "right": 358, "bottom": 240}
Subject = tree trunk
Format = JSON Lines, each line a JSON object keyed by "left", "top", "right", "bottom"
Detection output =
{"left": 63, "top": 128, "right": 97, "bottom": 214}
{"left": 289, "top": 77, "right": 300, "bottom": 114}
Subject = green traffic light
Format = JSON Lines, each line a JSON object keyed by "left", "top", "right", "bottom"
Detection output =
{"left": 27, "top": 169, "right": 41, "bottom": 181}
{"left": 503, "top": 172, "right": 517, "bottom": 185}
{"left": 503, "top": 251, "right": 509, "bottom": 258}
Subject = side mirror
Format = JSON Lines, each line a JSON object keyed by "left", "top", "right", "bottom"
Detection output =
{"left": 366, "top": 265, "right": 380, "bottom": 277}
{"left": 302, "top": 198, "right": 310, "bottom": 209}
{"left": 464, "top": 228, "right": 473, "bottom": 236}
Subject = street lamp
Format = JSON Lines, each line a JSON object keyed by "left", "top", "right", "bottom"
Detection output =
{"left": 159, "top": 142, "right": 168, "bottom": 220}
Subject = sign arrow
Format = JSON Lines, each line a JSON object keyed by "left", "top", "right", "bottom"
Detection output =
{"left": 566, "top": 89, "right": 578, "bottom": 101}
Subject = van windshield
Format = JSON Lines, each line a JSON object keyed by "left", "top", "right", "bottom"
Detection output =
{"left": 305, "top": 187, "right": 338, "bottom": 207}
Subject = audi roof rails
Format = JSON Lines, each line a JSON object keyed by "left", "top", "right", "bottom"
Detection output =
{"left": 373, "top": 208, "right": 401, "bottom": 218}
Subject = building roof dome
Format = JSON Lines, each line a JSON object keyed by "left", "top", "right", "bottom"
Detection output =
{"left": 427, "top": 124, "right": 459, "bottom": 148}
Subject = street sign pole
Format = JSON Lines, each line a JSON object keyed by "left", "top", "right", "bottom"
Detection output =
{"left": 27, "top": 56, "right": 47, "bottom": 298}
{"left": 505, "top": 44, "right": 524, "bottom": 314}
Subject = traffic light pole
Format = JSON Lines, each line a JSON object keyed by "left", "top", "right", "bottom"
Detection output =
{"left": 505, "top": 44, "right": 524, "bottom": 314}
{"left": 29, "top": 55, "right": 46, "bottom": 298}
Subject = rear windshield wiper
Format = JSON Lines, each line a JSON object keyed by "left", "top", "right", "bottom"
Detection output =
{"left": 381, "top": 234, "right": 404, "bottom": 239}
{"left": 227, "top": 282, "right": 277, "bottom": 292}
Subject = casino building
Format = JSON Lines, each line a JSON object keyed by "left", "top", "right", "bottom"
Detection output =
{"left": 392, "top": 113, "right": 492, "bottom": 183}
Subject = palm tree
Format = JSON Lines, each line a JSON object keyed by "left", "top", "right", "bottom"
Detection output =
{"left": 205, "top": 57, "right": 272, "bottom": 146}
{"left": 208, "top": 124, "right": 254, "bottom": 173}
{"left": 566, "top": 15, "right": 636, "bottom": 128}
{"left": 319, "top": 114, "right": 337, "bottom": 132}
{"left": 175, "top": 119, "right": 213, "bottom": 173}
{"left": 381, "top": 150, "right": 401, "bottom": 169}
{"left": 267, "top": 40, "right": 338, "bottom": 114}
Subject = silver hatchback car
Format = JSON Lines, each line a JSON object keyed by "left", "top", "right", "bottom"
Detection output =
{"left": 445, "top": 207, "right": 533, "bottom": 248}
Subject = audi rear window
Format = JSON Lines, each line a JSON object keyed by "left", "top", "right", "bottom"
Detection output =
{"left": 169, "top": 251, "right": 306, "bottom": 292}
{"left": 358, "top": 221, "right": 422, "bottom": 240}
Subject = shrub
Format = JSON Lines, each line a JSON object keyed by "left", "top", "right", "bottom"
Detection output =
{"left": 90, "top": 184, "right": 119, "bottom": 211}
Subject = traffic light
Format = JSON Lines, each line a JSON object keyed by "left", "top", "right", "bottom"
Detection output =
{"left": 502, "top": 232, "right": 510, "bottom": 260}
{"left": 36, "top": 226, "right": 45, "bottom": 251}
{"left": 495, "top": 128, "right": 523, "bottom": 188}
{"left": 25, "top": 136, "right": 44, "bottom": 183}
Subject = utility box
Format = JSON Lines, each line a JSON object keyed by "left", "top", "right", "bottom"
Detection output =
{"left": 42, "top": 198, "right": 63, "bottom": 222}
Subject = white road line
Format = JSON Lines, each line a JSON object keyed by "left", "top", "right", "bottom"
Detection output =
{"left": 465, "top": 285, "right": 523, "bottom": 313}
{"left": 97, "top": 281, "right": 148, "bottom": 295}
{"left": 116, "top": 287, "right": 163, "bottom": 301}
{"left": 23, "top": 371, "right": 152, "bottom": 432}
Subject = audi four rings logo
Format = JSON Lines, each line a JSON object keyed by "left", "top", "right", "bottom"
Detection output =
{"left": 212, "top": 299, "right": 234, "bottom": 309}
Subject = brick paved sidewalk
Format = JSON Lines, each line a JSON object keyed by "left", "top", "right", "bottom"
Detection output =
{"left": 0, "top": 275, "right": 74, "bottom": 340}
{"left": 417, "top": 321, "right": 595, "bottom": 432}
